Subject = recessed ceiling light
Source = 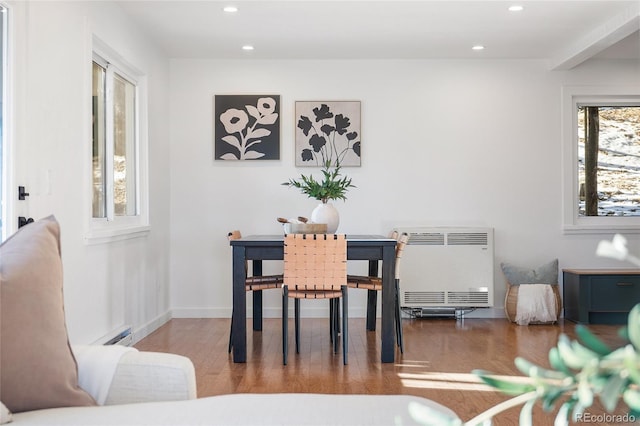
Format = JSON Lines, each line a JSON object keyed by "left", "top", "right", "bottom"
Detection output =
{"left": 472, "top": 45, "right": 485, "bottom": 51}
{"left": 223, "top": 6, "right": 238, "bottom": 13}
{"left": 242, "top": 45, "right": 254, "bottom": 51}
{"left": 508, "top": 5, "right": 524, "bottom": 12}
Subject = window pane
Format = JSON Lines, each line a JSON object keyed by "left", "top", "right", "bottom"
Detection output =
{"left": 92, "top": 61, "right": 106, "bottom": 218}
{"left": 0, "top": 6, "right": 6, "bottom": 240}
{"left": 113, "top": 73, "right": 136, "bottom": 216}
{"left": 577, "top": 106, "right": 640, "bottom": 216}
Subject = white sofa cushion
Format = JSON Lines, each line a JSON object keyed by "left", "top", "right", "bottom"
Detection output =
{"left": 10, "top": 393, "right": 458, "bottom": 425}
{"left": 104, "top": 350, "right": 197, "bottom": 405}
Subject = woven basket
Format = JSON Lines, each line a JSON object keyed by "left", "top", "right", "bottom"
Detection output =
{"left": 504, "top": 284, "right": 562, "bottom": 324}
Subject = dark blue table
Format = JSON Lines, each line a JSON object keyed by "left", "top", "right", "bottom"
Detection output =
{"left": 230, "top": 235, "right": 397, "bottom": 363}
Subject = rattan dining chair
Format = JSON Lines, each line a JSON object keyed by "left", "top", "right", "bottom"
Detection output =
{"left": 282, "top": 233, "right": 348, "bottom": 365}
{"left": 347, "top": 231, "right": 409, "bottom": 353}
{"left": 227, "top": 230, "right": 284, "bottom": 353}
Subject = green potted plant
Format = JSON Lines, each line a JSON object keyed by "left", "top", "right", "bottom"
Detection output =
{"left": 282, "top": 160, "right": 355, "bottom": 232}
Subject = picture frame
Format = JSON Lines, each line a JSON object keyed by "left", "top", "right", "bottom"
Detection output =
{"left": 214, "top": 95, "right": 280, "bottom": 161}
{"left": 295, "top": 101, "right": 361, "bottom": 167}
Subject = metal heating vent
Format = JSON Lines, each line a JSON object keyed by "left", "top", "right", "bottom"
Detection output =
{"left": 396, "top": 227, "right": 494, "bottom": 309}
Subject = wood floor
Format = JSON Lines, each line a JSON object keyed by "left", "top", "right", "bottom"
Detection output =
{"left": 134, "top": 316, "right": 634, "bottom": 425}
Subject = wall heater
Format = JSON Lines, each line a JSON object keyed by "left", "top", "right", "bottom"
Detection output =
{"left": 396, "top": 227, "right": 494, "bottom": 309}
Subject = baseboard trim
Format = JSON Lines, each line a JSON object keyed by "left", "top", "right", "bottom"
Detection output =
{"left": 131, "top": 311, "right": 172, "bottom": 344}
{"left": 170, "top": 306, "right": 370, "bottom": 319}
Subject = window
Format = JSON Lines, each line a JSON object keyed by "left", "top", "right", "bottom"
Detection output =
{"left": 578, "top": 105, "right": 640, "bottom": 217}
{"left": 89, "top": 41, "right": 148, "bottom": 242}
{"left": 562, "top": 86, "right": 640, "bottom": 234}
{"left": 0, "top": 5, "right": 7, "bottom": 241}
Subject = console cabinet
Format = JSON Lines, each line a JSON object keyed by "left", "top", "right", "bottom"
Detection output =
{"left": 563, "top": 269, "right": 640, "bottom": 324}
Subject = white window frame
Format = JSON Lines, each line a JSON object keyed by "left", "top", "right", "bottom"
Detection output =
{"left": 86, "top": 37, "right": 149, "bottom": 244}
{"left": 0, "top": 3, "right": 10, "bottom": 242}
{"left": 562, "top": 85, "right": 640, "bottom": 235}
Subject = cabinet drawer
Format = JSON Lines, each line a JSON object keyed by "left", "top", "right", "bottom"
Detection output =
{"left": 589, "top": 276, "right": 640, "bottom": 311}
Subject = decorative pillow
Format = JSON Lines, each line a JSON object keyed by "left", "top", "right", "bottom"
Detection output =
{"left": 500, "top": 259, "right": 558, "bottom": 286}
{"left": 0, "top": 216, "right": 96, "bottom": 412}
{"left": 0, "top": 402, "right": 11, "bottom": 424}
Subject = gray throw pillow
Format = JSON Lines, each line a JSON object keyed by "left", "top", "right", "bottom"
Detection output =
{"left": 500, "top": 259, "right": 558, "bottom": 286}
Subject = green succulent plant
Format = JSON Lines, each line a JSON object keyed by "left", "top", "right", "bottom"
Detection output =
{"left": 282, "top": 160, "right": 355, "bottom": 204}
{"left": 471, "top": 304, "right": 640, "bottom": 425}
{"left": 406, "top": 305, "right": 640, "bottom": 426}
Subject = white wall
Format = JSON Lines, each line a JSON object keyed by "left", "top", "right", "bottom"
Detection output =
{"left": 169, "top": 57, "right": 640, "bottom": 319}
{"left": 9, "top": 1, "right": 171, "bottom": 343}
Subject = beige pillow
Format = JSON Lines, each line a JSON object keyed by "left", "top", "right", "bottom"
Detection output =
{"left": 0, "top": 216, "right": 96, "bottom": 412}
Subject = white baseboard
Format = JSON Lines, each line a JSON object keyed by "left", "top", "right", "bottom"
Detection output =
{"left": 170, "top": 306, "right": 370, "bottom": 319}
{"left": 131, "top": 311, "right": 172, "bottom": 344}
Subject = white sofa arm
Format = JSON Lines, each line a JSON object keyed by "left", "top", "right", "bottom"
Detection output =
{"left": 104, "top": 351, "right": 197, "bottom": 405}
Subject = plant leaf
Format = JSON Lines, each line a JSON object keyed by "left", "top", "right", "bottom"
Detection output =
{"left": 246, "top": 105, "right": 260, "bottom": 119}
{"left": 247, "top": 128, "right": 270, "bottom": 140}
{"left": 519, "top": 398, "right": 536, "bottom": 426}
{"left": 243, "top": 150, "right": 265, "bottom": 159}
{"left": 221, "top": 135, "right": 241, "bottom": 150}
{"left": 515, "top": 357, "right": 566, "bottom": 380}
{"left": 623, "top": 345, "right": 640, "bottom": 385}
{"left": 549, "top": 347, "right": 573, "bottom": 376}
{"left": 577, "top": 375, "right": 594, "bottom": 407}
{"left": 576, "top": 324, "right": 612, "bottom": 355}
{"left": 473, "top": 370, "right": 537, "bottom": 395}
{"left": 628, "top": 304, "right": 640, "bottom": 350}
{"left": 554, "top": 400, "right": 573, "bottom": 426}
{"left": 623, "top": 388, "right": 640, "bottom": 411}
{"left": 219, "top": 153, "right": 238, "bottom": 160}
{"left": 557, "top": 335, "right": 591, "bottom": 369}
{"left": 599, "top": 373, "right": 624, "bottom": 412}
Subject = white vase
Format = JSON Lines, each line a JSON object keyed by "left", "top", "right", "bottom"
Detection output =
{"left": 311, "top": 202, "right": 339, "bottom": 233}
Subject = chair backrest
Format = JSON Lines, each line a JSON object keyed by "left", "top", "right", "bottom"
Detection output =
{"left": 284, "top": 234, "right": 347, "bottom": 291}
{"left": 395, "top": 232, "right": 409, "bottom": 279}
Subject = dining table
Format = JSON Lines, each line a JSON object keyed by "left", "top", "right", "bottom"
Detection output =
{"left": 229, "top": 234, "right": 397, "bottom": 363}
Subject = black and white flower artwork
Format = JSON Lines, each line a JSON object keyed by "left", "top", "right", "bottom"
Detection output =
{"left": 295, "top": 101, "right": 361, "bottom": 167}
{"left": 215, "top": 95, "right": 280, "bottom": 160}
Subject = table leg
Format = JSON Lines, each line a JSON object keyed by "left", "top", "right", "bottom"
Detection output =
{"left": 366, "top": 261, "right": 379, "bottom": 331}
{"left": 252, "top": 260, "right": 263, "bottom": 331}
{"left": 232, "top": 245, "right": 247, "bottom": 363}
{"left": 381, "top": 244, "right": 396, "bottom": 363}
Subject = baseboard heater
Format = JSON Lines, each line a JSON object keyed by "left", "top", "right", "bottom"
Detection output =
{"left": 102, "top": 326, "right": 133, "bottom": 346}
{"left": 396, "top": 226, "right": 495, "bottom": 309}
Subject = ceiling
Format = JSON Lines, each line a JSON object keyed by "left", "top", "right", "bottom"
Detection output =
{"left": 115, "top": 0, "right": 640, "bottom": 69}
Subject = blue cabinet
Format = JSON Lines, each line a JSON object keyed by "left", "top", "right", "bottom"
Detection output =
{"left": 563, "top": 269, "right": 640, "bottom": 324}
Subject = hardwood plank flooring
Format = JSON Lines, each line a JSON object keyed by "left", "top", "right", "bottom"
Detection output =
{"left": 135, "top": 317, "right": 634, "bottom": 425}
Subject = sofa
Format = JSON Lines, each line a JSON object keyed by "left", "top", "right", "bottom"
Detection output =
{"left": 0, "top": 217, "right": 459, "bottom": 425}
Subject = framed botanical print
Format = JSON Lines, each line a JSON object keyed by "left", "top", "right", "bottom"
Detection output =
{"left": 214, "top": 95, "right": 280, "bottom": 160}
{"left": 295, "top": 101, "right": 361, "bottom": 167}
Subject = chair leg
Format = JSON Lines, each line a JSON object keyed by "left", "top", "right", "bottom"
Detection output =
{"left": 395, "top": 279, "right": 404, "bottom": 353}
{"left": 282, "top": 287, "right": 288, "bottom": 365}
{"left": 295, "top": 298, "right": 301, "bottom": 354}
{"left": 228, "top": 307, "right": 234, "bottom": 353}
{"left": 331, "top": 299, "right": 340, "bottom": 354}
{"left": 329, "top": 300, "right": 334, "bottom": 344}
{"left": 342, "top": 285, "right": 348, "bottom": 365}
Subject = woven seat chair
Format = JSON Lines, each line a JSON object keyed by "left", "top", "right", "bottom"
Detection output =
{"left": 282, "top": 233, "right": 348, "bottom": 365}
{"left": 347, "top": 231, "right": 409, "bottom": 353}
{"left": 227, "top": 230, "right": 284, "bottom": 353}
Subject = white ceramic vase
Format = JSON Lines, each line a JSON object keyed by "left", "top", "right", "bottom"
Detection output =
{"left": 311, "top": 202, "right": 339, "bottom": 233}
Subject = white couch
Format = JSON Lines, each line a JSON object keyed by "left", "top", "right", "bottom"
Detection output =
{"left": 6, "top": 346, "right": 459, "bottom": 426}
